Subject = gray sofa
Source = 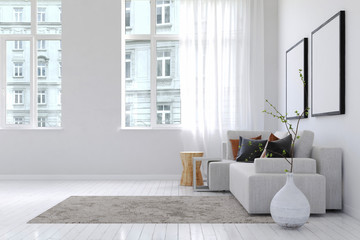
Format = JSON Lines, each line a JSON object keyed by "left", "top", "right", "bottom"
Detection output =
{"left": 206, "top": 130, "right": 342, "bottom": 214}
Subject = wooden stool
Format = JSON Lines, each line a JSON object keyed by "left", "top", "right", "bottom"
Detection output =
{"left": 180, "top": 151, "right": 204, "bottom": 186}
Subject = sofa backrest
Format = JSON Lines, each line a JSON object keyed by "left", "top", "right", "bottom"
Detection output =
{"left": 226, "top": 130, "right": 271, "bottom": 160}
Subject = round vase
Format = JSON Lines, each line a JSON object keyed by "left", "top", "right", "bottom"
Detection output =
{"left": 270, "top": 172, "right": 310, "bottom": 229}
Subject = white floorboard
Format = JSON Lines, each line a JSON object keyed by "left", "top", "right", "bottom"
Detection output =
{"left": 0, "top": 180, "right": 358, "bottom": 240}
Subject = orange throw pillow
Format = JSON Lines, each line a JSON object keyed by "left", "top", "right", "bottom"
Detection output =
{"left": 230, "top": 135, "right": 262, "bottom": 160}
{"left": 261, "top": 133, "right": 280, "bottom": 158}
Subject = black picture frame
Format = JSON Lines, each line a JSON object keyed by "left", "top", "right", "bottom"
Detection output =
{"left": 311, "top": 11, "right": 345, "bottom": 117}
{"left": 286, "top": 38, "right": 308, "bottom": 120}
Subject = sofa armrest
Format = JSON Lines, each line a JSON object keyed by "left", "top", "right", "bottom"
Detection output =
{"left": 254, "top": 158, "right": 316, "bottom": 173}
{"left": 311, "top": 146, "right": 342, "bottom": 209}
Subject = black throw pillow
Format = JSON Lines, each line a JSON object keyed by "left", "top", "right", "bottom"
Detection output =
{"left": 265, "top": 134, "right": 292, "bottom": 158}
{"left": 236, "top": 137, "right": 267, "bottom": 163}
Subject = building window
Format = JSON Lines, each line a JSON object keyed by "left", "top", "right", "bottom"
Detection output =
{"left": 157, "top": 50, "right": 171, "bottom": 78}
{"left": 156, "top": 0, "right": 170, "bottom": 25}
{"left": 122, "top": 0, "right": 180, "bottom": 128}
{"left": 14, "top": 41, "right": 23, "bottom": 50}
{"left": 13, "top": 62, "right": 23, "bottom": 77}
{"left": 38, "top": 61, "right": 46, "bottom": 77}
{"left": 125, "top": 53, "right": 131, "bottom": 79}
{"left": 38, "top": 117, "right": 46, "bottom": 127}
{"left": 125, "top": 0, "right": 131, "bottom": 27}
{"left": 157, "top": 104, "right": 171, "bottom": 124}
{"left": 14, "top": 8, "right": 23, "bottom": 22}
{"left": 14, "top": 90, "right": 24, "bottom": 104}
{"left": 38, "top": 8, "right": 46, "bottom": 22}
{"left": 38, "top": 90, "right": 46, "bottom": 104}
{"left": 38, "top": 40, "right": 46, "bottom": 50}
{"left": 14, "top": 117, "right": 24, "bottom": 125}
{"left": 125, "top": 104, "right": 132, "bottom": 127}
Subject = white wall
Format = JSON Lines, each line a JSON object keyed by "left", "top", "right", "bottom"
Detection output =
{"left": 278, "top": 0, "right": 360, "bottom": 219}
{"left": 264, "top": 0, "right": 279, "bottom": 131}
{"left": 0, "top": 0, "right": 277, "bottom": 178}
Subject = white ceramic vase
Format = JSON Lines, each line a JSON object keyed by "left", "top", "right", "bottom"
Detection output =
{"left": 270, "top": 172, "right": 310, "bottom": 229}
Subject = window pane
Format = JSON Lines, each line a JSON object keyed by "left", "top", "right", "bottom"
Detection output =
{"left": 156, "top": 0, "right": 179, "bottom": 34}
{"left": 157, "top": 59, "right": 162, "bottom": 77}
{"left": 156, "top": 41, "right": 180, "bottom": 125}
{"left": 0, "top": 1, "right": 31, "bottom": 34}
{"left": 125, "top": 40, "right": 151, "bottom": 127}
{"left": 125, "top": 61, "right": 131, "bottom": 78}
{"left": 6, "top": 40, "right": 30, "bottom": 125}
{"left": 37, "top": 40, "right": 62, "bottom": 127}
{"left": 125, "top": 0, "right": 150, "bottom": 35}
{"left": 165, "top": 59, "right": 170, "bottom": 76}
{"left": 37, "top": 0, "right": 62, "bottom": 34}
{"left": 156, "top": 7, "right": 162, "bottom": 24}
{"left": 157, "top": 113, "right": 162, "bottom": 124}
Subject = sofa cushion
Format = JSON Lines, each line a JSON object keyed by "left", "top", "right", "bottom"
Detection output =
{"left": 265, "top": 134, "right": 292, "bottom": 158}
{"left": 227, "top": 131, "right": 271, "bottom": 160}
{"left": 236, "top": 137, "right": 267, "bottom": 162}
{"left": 254, "top": 158, "right": 317, "bottom": 173}
{"left": 230, "top": 135, "right": 261, "bottom": 160}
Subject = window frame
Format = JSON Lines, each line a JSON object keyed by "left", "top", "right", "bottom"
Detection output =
{"left": 0, "top": 0, "right": 61, "bottom": 129}
{"left": 37, "top": 116, "right": 46, "bottom": 127}
{"left": 13, "top": 62, "right": 24, "bottom": 77}
{"left": 156, "top": 0, "right": 171, "bottom": 26}
{"left": 14, "top": 7, "right": 23, "bottom": 22}
{"left": 37, "top": 7, "right": 46, "bottom": 22}
{"left": 14, "top": 40, "right": 23, "bottom": 50}
{"left": 37, "top": 90, "right": 46, "bottom": 105}
{"left": 13, "top": 90, "right": 24, "bottom": 105}
{"left": 121, "top": 0, "right": 180, "bottom": 129}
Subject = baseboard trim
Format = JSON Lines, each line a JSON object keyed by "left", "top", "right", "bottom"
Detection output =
{"left": 0, "top": 175, "right": 181, "bottom": 180}
{"left": 343, "top": 204, "right": 360, "bottom": 221}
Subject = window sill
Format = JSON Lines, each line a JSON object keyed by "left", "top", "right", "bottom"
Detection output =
{"left": 156, "top": 23, "right": 172, "bottom": 28}
{"left": 0, "top": 127, "right": 63, "bottom": 131}
{"left": 117, "top": 126, "right": 182, "bottom": 131}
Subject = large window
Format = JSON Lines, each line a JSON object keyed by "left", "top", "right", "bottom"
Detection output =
{"left": 122, "top": 0, "right": 180, "bottom": 128}
{"left": 0, "top": 0, "right": 62, "bottom": 128}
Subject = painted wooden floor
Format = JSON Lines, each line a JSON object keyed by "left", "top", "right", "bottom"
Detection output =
{"left": 0, "top": 180, "right": 359, "bottom": 240}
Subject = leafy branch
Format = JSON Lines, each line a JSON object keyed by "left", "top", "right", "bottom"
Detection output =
{"left": 262, "top": 69, "right": 308, "bottom": 173}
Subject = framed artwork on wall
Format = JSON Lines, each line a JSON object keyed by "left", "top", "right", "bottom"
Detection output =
{"left": 286, "top": 38, "right": 308, "bottom": 119}
{"left": 311, "top": 11, "right": 345, "bottom": 116}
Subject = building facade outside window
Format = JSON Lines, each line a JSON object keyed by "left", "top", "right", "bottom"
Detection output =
{"left": 122, "top": 0, "right": 180, "bottom": 128}
{"left": 0, "top": 0, "right": 62, "bottom": 128}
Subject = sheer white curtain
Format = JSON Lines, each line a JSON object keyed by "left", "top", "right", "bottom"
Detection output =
{"left": 180, "top": 0, "right": 264, "bottom": 157}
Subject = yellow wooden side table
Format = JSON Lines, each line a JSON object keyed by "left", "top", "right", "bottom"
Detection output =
{"left": 180, "top": 151, "right": 204, "bottom": 186}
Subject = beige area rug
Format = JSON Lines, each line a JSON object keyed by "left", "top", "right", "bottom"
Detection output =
{"left": 28, "top": 196, "right": 273, "bottom": 224}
